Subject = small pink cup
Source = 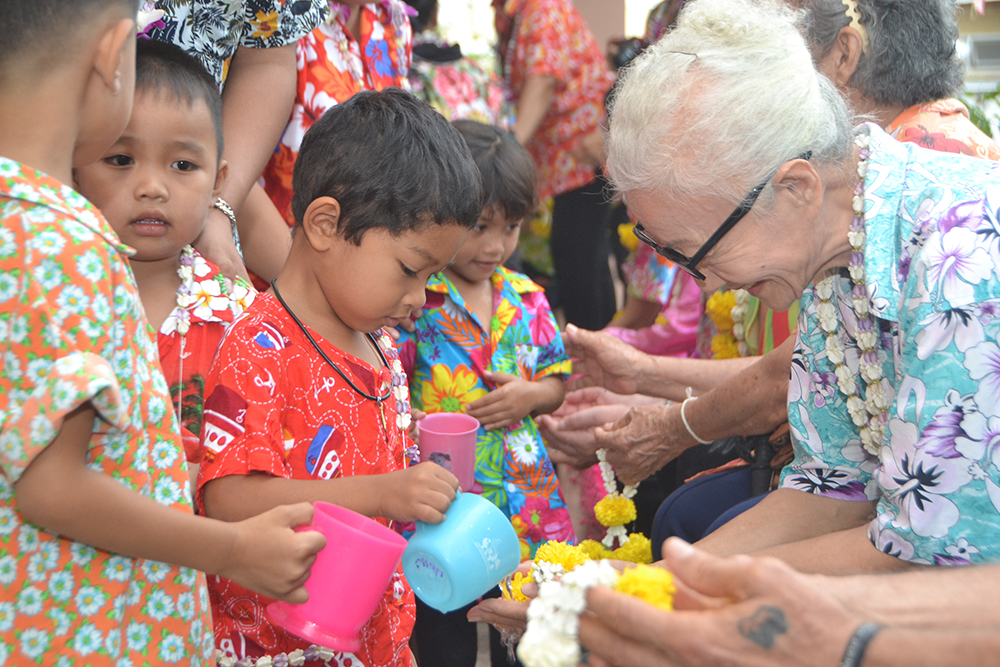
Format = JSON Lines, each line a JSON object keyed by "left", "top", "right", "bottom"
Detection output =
{"left": 419, "top": 413, "right": 480, "bottom": 491}
{"left": 267, "top": 502, "right": 406, "bottom": 651}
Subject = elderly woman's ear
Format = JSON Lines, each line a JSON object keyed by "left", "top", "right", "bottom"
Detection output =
{"left": 772, "top": 156, "right": 823, "bottom": 218}
{"left": 816, "top": 26, "right": 864, "bottom": 89}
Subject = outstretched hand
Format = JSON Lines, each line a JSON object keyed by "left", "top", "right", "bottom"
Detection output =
{"left": 588, "top": 402, "right": 696, "bottom": 485}
{"left": 579, "top": 539, "right": 861, "bottom": 667}
{"left": 564, "top": 325, "right": 650, "bottom": 395}
{"left": 378, "top": 462, "right": 459, "bottom": 524}
{"left": 222, "top": 502, "right": 326, "bottom": 603}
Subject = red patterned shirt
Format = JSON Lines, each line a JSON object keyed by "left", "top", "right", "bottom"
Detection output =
{"left": 887, "top": 98, "right": 1000, "bottom": 161}
{"left": 262, "top": 1, "right": 413, "bottom": 226}
{"left": 198, "top": 293, "right": 414, "bottom": 667}
{"left": 496, "top": 0, "right": 614, "bottom": 199}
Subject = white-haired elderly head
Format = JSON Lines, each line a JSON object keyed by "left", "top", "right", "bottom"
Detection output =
{"left": 606, "top": 0, "right": 858, "bottom": 311}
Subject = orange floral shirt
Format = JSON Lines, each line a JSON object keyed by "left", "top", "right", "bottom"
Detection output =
{"left": 0, "top": 158, "right": 212, "bottom": 665}
{"left": 887, "top": 98, "right": 1000, "bottom": 161}
{"left": 262, "top": 1, "right": 413, "bottom": 226}
{"left": 496, "top": 0, "right": 614, "bottom": 199}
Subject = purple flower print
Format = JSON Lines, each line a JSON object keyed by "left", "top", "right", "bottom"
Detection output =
{"left": 923, "top": 226, "right": 994, "bottom": 305}
{"left": 964, "top": 341, "right": 1000, "bottom": 418}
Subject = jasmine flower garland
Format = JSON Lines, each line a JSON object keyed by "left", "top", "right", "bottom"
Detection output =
{"left": 812, "top": 128, "right": 888, "bottom": 456}
{"left": 593, "top": 449, "right": 638, "bottom": 548}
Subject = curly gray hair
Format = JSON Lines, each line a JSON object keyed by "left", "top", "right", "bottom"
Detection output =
{"left": 606, "top": 0, "right": 854, "bottom": 207}
{"left": 800, "top": 0, "right": 964, "bottom": 107}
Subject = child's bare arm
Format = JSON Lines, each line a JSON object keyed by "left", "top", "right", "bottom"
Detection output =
{"left": 203, "top": 461, "right": 459, "bottom": 525}
{"left": 14, "top": 403, "right": 325, "bottom": 603}
{"left": 466, "top": 373, "right": 566, "bottom": 431}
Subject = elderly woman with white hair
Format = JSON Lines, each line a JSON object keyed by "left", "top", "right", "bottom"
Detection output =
{"left": 604, "top": 0, "right": 1000, "bottom": 572}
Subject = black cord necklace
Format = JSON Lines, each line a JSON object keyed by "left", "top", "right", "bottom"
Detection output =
{"left": 271, "top": 278, "right": 392, "bottom": 404}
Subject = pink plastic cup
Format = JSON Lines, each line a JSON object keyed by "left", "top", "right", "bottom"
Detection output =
{"left": 419, "top": 413, "right": 480, "bottom": 491}
{"left": 266, "top": 502, "right": 407, "bottom": 651}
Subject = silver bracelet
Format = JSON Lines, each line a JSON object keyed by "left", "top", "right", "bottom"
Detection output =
{"left": 680, "top": 396, "right": 712, "bottom": 444}
{"left": 214, "top": 198, "right": 243, "bottom": 260}
{"left": 839, "top": 623, "right": 882, "bottom": 667}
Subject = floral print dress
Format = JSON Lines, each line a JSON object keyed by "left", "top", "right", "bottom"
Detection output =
{"left": 0, "top": 158, "right": 213, "bottom": 665}
{"left": 397, "top": 268, "right": 575, "bottom": 559}
{"left": 262, "top": 1, "right": 413, "bottom": 226}
{"left": 887, "top": 98, "right": 1000, "bottom": 162}
{"left": 145, "top": 0, "right": 328, "bottom": 88}
{"left": 782, "top": 124, "right": 1000, "bottom": 564}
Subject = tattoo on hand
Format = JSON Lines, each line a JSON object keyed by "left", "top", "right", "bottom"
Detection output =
{"left": 737, "top": 605, "right": 788, "bottom": 649}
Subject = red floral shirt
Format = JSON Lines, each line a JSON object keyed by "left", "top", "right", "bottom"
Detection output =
{"left": 887, "top": 98, "right": 1000, "bottom": 161}
{"left": 198, "top": 293, "right": 414, "bottom": 667}
{"left": 262, "top": 1, "right": 413, "bottom": 226}
{"left": 496, "top": 0, "right": 614, "bottom": 199}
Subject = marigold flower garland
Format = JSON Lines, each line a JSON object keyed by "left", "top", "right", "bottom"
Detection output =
{"left": 705, "top": 289, "right": 751, "bottom": 359}
{"left": 507, "top": 450, "right": 667, "bottom": 667}
{"left": 812, "top": 128, "right": 887, "bottom": 456}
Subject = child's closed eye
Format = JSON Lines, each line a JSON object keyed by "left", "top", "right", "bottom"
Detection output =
{"left": 104, "top": 154, "right": 134, "bottom": 167}
{"left": 400, "top": 262, "right": 418, "bottom": 278}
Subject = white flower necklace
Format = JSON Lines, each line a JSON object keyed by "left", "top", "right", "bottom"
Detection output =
{"left": 731, "top": 288, "right": 751, "bottom": 357}
{"left": 170, "top": 246, "right": 196, "bottom": 426}
{"left": 812, "top": 129, "right": 887, "bottom": 456}
{"left": 596, "top": 448, "right": 637, "bottom": 549}
{"left": 518, "top": 559, "right": 620, "bottom": 667}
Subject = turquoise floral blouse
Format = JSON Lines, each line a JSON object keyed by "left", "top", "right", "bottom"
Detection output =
{"left": 782, "top": 124, "right": 1000, "bottom": 565}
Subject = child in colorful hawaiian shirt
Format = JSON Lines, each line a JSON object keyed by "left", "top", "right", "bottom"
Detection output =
{"left": 0, "top": 2, "right": 324, "bottom": 665}
{"left": 197, "top": 89, "right": 483, "bottom": 667}
{"left": 397, "top": 120, "right": 574, "bottom": 666}
{"left": 75, "top": 40, "right": 256, "bottom": 490}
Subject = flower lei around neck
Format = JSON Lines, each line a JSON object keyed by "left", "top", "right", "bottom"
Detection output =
{"left": 812, "top": 128, "right": 887, "bottom": 456}
{"left": 503, "top": 451, "right": 672, "bottom": 667}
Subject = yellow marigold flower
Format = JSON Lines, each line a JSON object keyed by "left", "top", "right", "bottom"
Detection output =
{"left": 612, "top": 533, "right": 653, "bottom": 564}
{"left": 711, "top": 332, "right": 740, "bottom": 359}
{"left": 578, "top": 540, "right": 613, "bottom": 560}
{"left": 510, "top": 572, "right": 534, "bottom": 602}
{"left": 614, "top": 564, "right": 676, "bottom": 611}
{"left": 617, "top": 223, "right": 640, "bottom": 252}
{"left": 534, "top": 541, "right": 589, "bottom": 573}
{"left": 594, "top": 494, "right": 637, "bottom": 527}
{"left": 705, "top": 291, "right": 737, "bottom": 331}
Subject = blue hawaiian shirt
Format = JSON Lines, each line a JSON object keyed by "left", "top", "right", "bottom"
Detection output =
{"left": 781, "top": 124, "right": 1000, "bottom": 565}
{"left": 397, "top": 268, "right": 575, "bottom": 558}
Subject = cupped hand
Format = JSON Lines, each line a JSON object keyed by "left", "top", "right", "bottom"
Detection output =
{"left": 466, "top": 371, "right": 537, "bottom": 431}
{"left": 592, "top": 403, "right": 697, "bottom": 485}
{"left": 378, "top": 461, "right": 459, "bottom": 524}
{"left": 536, "top": 403, "right": 631, "bottom": 470}
{"left": 564, "top": 325, "right": 649, "bottom": 395}
{"left": 467, "top": 562, "right": 536, "bottom": 632}
{"left": 222, "top": 502, "right": 326, "bottom": 603}
{"left": 579, "top": 539, "right": 860, "bottom": 667}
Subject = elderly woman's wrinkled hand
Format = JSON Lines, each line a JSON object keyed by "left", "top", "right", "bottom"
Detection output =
{"left": 578, "top": 539, "right": 861, "bottom": 667}
{"left": 467, "top": 561, "right": 537, "bottom": 634}
{"left": 564, "top": 325, "right": 649, "bottom": 395}
{"left": 537, "top": 403, "right": 630, "bottom": 469}
{"left": 591, "top": 403, "right": 696, "bottom": 485}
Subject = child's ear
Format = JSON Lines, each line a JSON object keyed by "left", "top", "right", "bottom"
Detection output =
{"left": 94, "top": 17, "right": 137, "bottom": 94}
{"left": 212, "top": 160, "right": 229, "bottom": 199}
{"left": 301, "top": 197, "right": 343, "bottom": 251}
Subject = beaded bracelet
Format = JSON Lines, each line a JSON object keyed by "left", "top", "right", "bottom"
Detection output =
{"left": 214, "top": 198, "right": 243, "bottom": 260}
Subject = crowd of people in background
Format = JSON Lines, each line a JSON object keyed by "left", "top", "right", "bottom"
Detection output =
{"left": 3, "top": 0, "right": 1000, "bottom": 666}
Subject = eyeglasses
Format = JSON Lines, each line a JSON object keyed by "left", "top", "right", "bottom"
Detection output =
{"left": 633, "top": 151, "right": 812, "bottom": 281}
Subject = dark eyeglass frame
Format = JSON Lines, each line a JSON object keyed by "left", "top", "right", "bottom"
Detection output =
{"left": 633, "top": 151, "right": 812, "bottom": 281}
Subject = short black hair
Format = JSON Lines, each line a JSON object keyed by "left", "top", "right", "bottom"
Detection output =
{"left": 0, "top": 0, "right": 139, "bottom": 70}
{"left": 291, "top": 88, "right": 483, "bottom": 242}
{"left": 451, "top": 120, "right": 537, "bottom": 223}
{"left": 135, "top": 39, "right": 225, "bottom": 161}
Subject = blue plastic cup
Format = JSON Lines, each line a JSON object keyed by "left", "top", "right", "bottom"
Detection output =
{"left": 402, "top": 491, "right": 520, "bottom": 612}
